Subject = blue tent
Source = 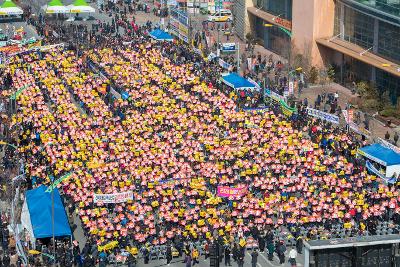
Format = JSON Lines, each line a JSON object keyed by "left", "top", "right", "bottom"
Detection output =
{"left": 25, "top": 185, "right": 71, "bottom": 238}
{"left": 149, "top": 29, "right": 173, "bottom": 41}
{"left": 221, "top": 73, "right": 256, "bottom": 91}
{"left": 358, "top": 143, "right": 400, "bottom": 167}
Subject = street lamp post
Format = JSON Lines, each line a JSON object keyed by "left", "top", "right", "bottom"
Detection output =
{"left": 236, "top": 42, "right": 240, "bottom": 73}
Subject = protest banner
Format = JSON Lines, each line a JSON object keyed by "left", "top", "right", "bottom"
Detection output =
{"left": 366, "top": 161, "right": 396, "bottom": 184}
{"left": 221, "top": 43, "right": 236, "bottom": 52}
{"left": 342, "top": 110, "right": 348, "bottom": 127}
{"left": 38, "top": 43, "right": 64, "bottom": 52}
{"left": 348, "top": 109, "right": 354, "bottom": 123}
{"left": 265, "top": 89, "right": 286, "bottom": 102}
{"left": 349, "top": 122, "right": 371, "bottom": 138}
{"left": 279, "top": 100, "right": 297, "bottom": 117}
{"left": 217, "top": 186, "right": 247, "bottom": 198}
{"left": 207, "top": 52, "right": 217, "bottom": 61}
{"left": 218, "top": 58, "right": 232, "bottom": 70}
{"left": 45, "top": 171, "right": 74, "bottom": 193}
{"left": 98, "top": 241, "right": 119, "bottom": 252}
{"left": 288, "top": 81, "right": 294, "bottom": 95}
{"left": 93, "top": 191, "right": 134, "bottom": 203}
{"left": 342, "top": 109, "right": 354, "bottom": 124}
{"left": 306, "top": 107, "right": 339, "bottom": 124}
{"left": 247, "top": 78, "right": 261, "bottom": 91}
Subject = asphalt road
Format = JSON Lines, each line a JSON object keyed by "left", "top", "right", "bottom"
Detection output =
{"left": 121, "top": 249, "right": 304, "bottom": 267}
{"left": 0, "top": 21, "right": 40, "bottom": 40}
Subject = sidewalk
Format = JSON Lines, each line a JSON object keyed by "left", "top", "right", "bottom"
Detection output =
{"left": 299, "top": 83, "right": 399, "bottom": 142}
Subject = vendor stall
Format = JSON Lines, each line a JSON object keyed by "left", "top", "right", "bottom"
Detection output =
{"left": 0, "top": 0, "right": 23, "bottom": 16}
{"left": 221, "top": 73, "right": 256, "bottom": 91}
{"left": 149, "top": 29, "right": 174, "bottom": 41}
{"left": 67, "top": 0, "right": 95, "bottom": 13}
{"left": 358, "top": 143, "right": 400, "bottom": 183}
{"left": 21, "top": 185, "right": 71, "bottom": 246}
{"left": 43, "top": 0, "right": 69, "bottom": 14}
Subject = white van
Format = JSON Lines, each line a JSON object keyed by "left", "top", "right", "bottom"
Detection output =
{"left": 207, "top": 9, "right": 233, "bottom": 22}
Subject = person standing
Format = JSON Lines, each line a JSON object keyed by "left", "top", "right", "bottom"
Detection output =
{"left": 185, "top": 254, "right": 192, "bottom": 267}
{"left": 277, "top": 241, "right": 286, "bottom": 264}
{"left": 224, "top": 245, "right": 231, "bottom": 266}
{"left": 385, "top": 131, "right": 390, "bottom": 140}
{"left": 204, "top": 242, "right": 209, "bottom": 259}
{"left": 251, "top": 249, "right": 258, "bottom": 267}
{"left": 296, "top": 236, "right": 303, "bottom": 254}
{"left": 267, "top": 241, "right": 275, "bottom": 261}
{"left": 127, "top": 254, "right": 136, "bottom": 267}
{"left": 166, "top": 243, "right": 172, "bottom": 265}
{"left": 237, "top": 246, "right": 245, "bottom": 267}
{"left": 232, "top": 243, "right": 238, "bottom": 263}
{"left": 289, "top": 246, "right": 298, "bottom": 266}
{"left": 2, "top": 253, "right": 10, "bottom": 267}
{"left": 394, "top": 132, "right": 399, "bottom": 146}
{"left": 258, "top": 235, "right": 265, "bottom": 252}
{"left": 192, "top": 247, "right": 199, "bottom": 266}
{"left": 143, "top": 246, "right": 150, "bottom": 264}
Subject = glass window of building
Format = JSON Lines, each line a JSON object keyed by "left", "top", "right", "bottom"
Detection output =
{"left": 334, "top": 3, "right": 341, "bottom": 36}
{"left": 343, "top": 6, "right": 375, "bottom": 49}
{"left": 376, "top": 69, "right": 400, "bottom": 105}
{"left": 352, "top": 0, "right": 400, "bottom": 17}
{"left": 259, "top": 0, "right": 293, "bottom": 20}
{"left": 254, "top": 17, "right": 265, "bottom": 45}
{"left": 266, "top": 26, "right": 291, "bottom": 56}
{"left": 378, "top": 20, "right": 400, "bottom": 63}
{"left": 253, "top": 17, "right": 291, "bottom": 57}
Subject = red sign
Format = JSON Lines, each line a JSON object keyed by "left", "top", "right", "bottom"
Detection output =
{"left": 348, "top": 109, "right": 354, "bottom": 123}
{"left": 275, "top": 17, "right": 292, "bottom": 30}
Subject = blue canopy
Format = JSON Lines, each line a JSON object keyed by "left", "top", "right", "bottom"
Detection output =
{"left": 358, "top": 143, "right": 400, "bottom": 166}
{"left": 221, "top": 73, "right": 256, "bottom": 90}
{"left": 26, "top": 185, "right": 71, "bottom": 238}
{"left": 149, "top": 29, "right": 173, "bottom": 41}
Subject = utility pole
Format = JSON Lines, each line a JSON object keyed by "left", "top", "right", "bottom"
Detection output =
{"left": 236, "top": 42, "right": 240, "bottom": 73}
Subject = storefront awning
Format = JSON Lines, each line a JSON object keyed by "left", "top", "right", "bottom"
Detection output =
{"left": 247, "top": 7, "right": 292, "bottom": 32}
{"left": 316, "top": 37, "right": 400, "bottom": 77}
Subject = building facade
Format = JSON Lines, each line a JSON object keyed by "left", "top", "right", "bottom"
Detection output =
{"left": 325, "top": 0, "right": 400, "bottom": 104}
{"left": 233, "top": 0, "right": 400, "bottom": 102}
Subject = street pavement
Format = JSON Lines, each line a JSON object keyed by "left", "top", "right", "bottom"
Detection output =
{"left": 298, "top": 83, "right": 399, "bottom": 140}
{"left": 0, "top": 21, "right": 39, "bottom": 40}
{"left": 120, "top": 248, "right": 304, "bottom": 267}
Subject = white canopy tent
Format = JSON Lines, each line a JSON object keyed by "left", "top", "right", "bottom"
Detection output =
{"left": 67, "top": 0, "right": 95, "bottom": 13}
{"left": 0, "top": 0, "right": 23, "bottom": 16}
{"left": 43, "top": 0, "right": 69, "bottom": 14}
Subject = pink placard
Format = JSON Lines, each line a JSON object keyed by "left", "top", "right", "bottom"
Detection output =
{"left": 217, "top": 186, "right": 247, "bottom": 197}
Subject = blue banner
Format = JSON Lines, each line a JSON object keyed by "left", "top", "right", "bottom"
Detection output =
{"left": 218, "top": 58, "right": 232, "bottom": 70}
{"left": 221, "top": 43, "right": 236, "bottom": 52}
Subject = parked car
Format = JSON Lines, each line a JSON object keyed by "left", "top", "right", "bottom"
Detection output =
{"left": 207, "top": 9, "right": 232, "bottom": 22}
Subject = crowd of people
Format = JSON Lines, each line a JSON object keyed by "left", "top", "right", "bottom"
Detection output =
{"left": 1, "top": 3, "right": 400, "bottom": 267}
